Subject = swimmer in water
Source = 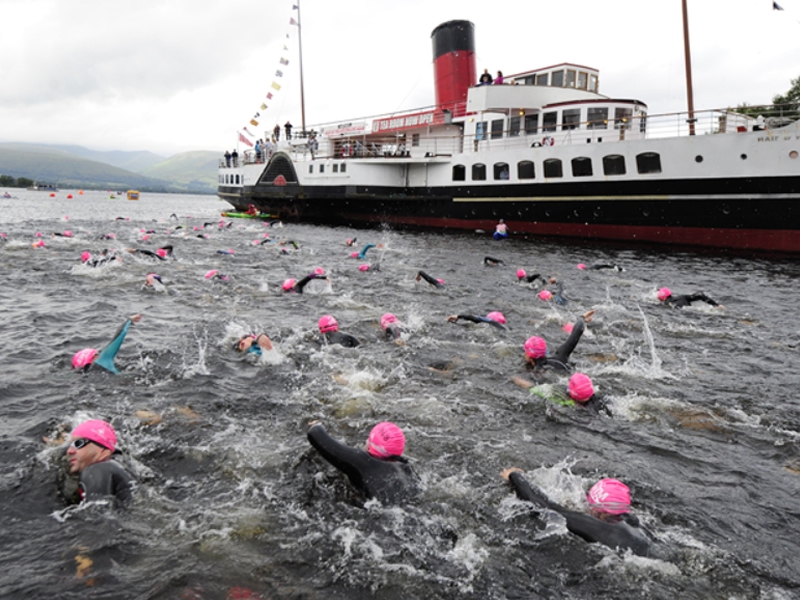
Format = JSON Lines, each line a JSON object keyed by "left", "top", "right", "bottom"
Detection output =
{"left": 380, "top": 313, "right": 404, "bottom": 342}
{"left": 523, "top": 310, "right": 595, "bottom": 372}
{"left": 657, "top": 287, "right": 723, "bottom": 309}
{"left": 125, "top": 245, "right": 173, "bottom": 260}
{"left": 281, "top": 272, "right": 329, "bottom": 294}
{"left": 577, "top": 263, "right": 625, "bottom": 272}
{"left": 512, "top": 371, "right": 612, "bottom": 416}
{"left": 345, "top": 237, "right": 358, "bottom": 247}
{"left": 204, "top": 269, "right": 229, "bottom": 282}
{"left": 447, "top": 311, "right": 507, "bottom": 330}
{"left": 352, "top": 243, "right": 379, "bottom": 260}
{"left": 539, "top": 279, "right": 568, "bottom": 306}
{"left": 500, "top": 470, "right": 651, "bottom": 557}
{"left": 307, "top": 421, "right": 419, "bottom": 505}
{"left": 144, "top": 273, "right": 165, "bottom": 291}
{"left": 516, "top": 269, "right": 549, "bottom": 285}
{"left": 415, "top": 270, "right": 444, "bottom": 288}
{"left": 233, "top": 333, "right": 273, "bottom": 356}
{"left": 484, "top": 256, "right": 506, "bottom": 266}
{"left": 64, "top": 419, "right": 133, "bottom": 508}
{"left": 318, "top": 315, "right": 361, "bottom": 348}
{"left": 71, "top": 314, "right": 142, "bottom": 374}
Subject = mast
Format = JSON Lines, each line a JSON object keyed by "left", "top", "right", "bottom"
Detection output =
{"left": 297, "top": 0, "right": 307, "bottom": 135}
{"left": 681, "top": 0, "right": 696, "bottom": 135}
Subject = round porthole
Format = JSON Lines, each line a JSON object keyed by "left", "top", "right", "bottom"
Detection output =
{"left": 695, "top": 155, "right": 703, "bottom": 163}
{"left": 740, "top": 154, "right": 747, "bottom": 160}
{"left": 790, "top": 150, "right": 799, "bottom": 159}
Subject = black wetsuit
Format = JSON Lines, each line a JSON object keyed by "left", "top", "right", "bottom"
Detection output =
{"left": 529, "top": 318, "right": 587, "bottom": 372}
{"left": 587, "top": 264, "right": 624, "bottom": 271}
{"left": 324, "top": 331, "right": 361, "bottom": 348}
{"left": 292, "top": 273, "right": 325, "bottom": 293}
{"left": 664, "top": 293, "right": 719, "bottom": 308}
{"left": 484, "top": 256, "right": 505, "bottom": 266}
{"left": 79, "top": 460, "right": 133, "bottom": 508}
{"left": 132, "top": 248, "right": 166, "bottom": 261}
{"left": 529, "top": 387, "right": 612, "bottom": 417}
{"left": 451, "top": 314, "right": 506, "bottom": 330}
{"left": 416, "top": 270, "right": 443, "bottom": 288}
{"left": 384, "top": 324, "right": 403, "bottom": 340}
{"left": 521, "top": 273, "right": 547, "bottom": 284}
{"left": 307, "top": 424, "right": 419, "bottom": 505}
{"left": 507, "top": 471, "right": 650, "bottom": 557}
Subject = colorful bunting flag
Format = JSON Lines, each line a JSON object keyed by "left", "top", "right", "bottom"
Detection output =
{"left": 260, "top": 103, "right": 267, "bottom": 110}
{"left": 267, "top": 92, "right": 273, "bottom": 99}
{"left": 289, "top": 17, "right": 297, "bottom": 25}
{"left": 280, "top": 57, "right": 289, "bottom": 65}
{"left": 250, "top": 119, "right": 259, "bottom": 127}
{"left": 275, "top": 70, "right": 283, "bottom": 77}
{"left": 283, "top": 45, "right": 288, "bottom": 50}
{"left": 239, "top": 132, "right": 254, "bottom": 147}
{"left": 773, "top": 1, "right": 784, "bottom": 9}
{"left": 271, "top": 82, "right": 281, "bottom": 91}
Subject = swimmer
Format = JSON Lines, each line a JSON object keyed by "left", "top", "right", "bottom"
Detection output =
{"left": 355, "top": 243, "right": 378, "bottom": 260}
{"left": 125, "top": 246, "right": 171, "bottom": 261}
{"left": 52, "top": 231, "right": 73, "bottom": 238}
{"left": 512, "top": 372, "right": 612, "bottom": 416}
{"left": 657, "top": 287, "right": 723, "bottom": 309}
{"left": 233, "top": 333, "right": 273, "bottom": 356}
{"left": 516, "top": 269, "right": 548, "bottom": 285}
{"left": 345, "top": 237, "right": 358, "bottom": 247}
{"left": 415, "top": 270, "right": 444, "bottom": 288}
{"left": 82, "top": 248, "right": 120, "bottom": 267}
{"left": 500, "top": 469, "right": 651, "bottom": 557}
{"left": 577, "top": 263, "right": 625, "bottom": 272}
{"left": 216, "top": 249, "right": 235, "bottom": 255}
{"left": 0, "top": 232, "right": 7, "bottom": 242}
{"left": 523, "top": 310, "right": 595, "bottom": 372}
{"left": 65, "top": 419, "right": 133, "bottom": 508}
{"left": 204, "top": 269, "right": 229, "bottom": 281}
{"left": 318, "top": 315, "right": 361, "bottom": 348}
{"left": 484, "top": 256, "right": 506, "bottom": 266}
{"left": 307, "top": 421, "right": 419, "bottom": 505}
{"left": 447, "top": 311, "right": 507, "bottom": 330}
{"left": 282, "top": 272, "right": 329, "bottom": 293}
{"left": 71, "top": 314, "right": 142, "bottom": 374}
{"left": 380, "top": 313, "right": 404, "bottom": 341}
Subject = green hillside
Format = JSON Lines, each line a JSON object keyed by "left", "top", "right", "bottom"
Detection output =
{"left": 143, "top": 151, "right": 220, "bottom": 192}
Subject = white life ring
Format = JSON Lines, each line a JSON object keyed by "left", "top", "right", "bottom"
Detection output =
{"left": 542, "top": 136, "right": 555, "bottom": 147}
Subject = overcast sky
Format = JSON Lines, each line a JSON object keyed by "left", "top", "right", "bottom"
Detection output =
{"left": 1, "top": 0, "right": 798, "bottom": 157}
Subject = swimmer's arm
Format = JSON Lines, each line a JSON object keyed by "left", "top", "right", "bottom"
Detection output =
{"left": 503, "top": 470, "right": 562, "bottom": 512}
{"left": 307, "top": 423, "right": 366, "bottom": 481}
{"left": 255, "top": 333, "right": 273, "bottom": 351}
{"left": 447, "top": 314, "right": 481, "bottom": 324}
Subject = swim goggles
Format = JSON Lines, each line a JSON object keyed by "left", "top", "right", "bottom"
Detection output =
{"left": 70, "top": 438, "right": 96, "bottom": 450}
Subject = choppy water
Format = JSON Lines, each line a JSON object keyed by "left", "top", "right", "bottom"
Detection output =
{"left": 1, "top": 188, "right": 799, "bottom": 600}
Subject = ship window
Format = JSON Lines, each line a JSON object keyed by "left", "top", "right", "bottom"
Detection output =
{"left": 636, "top": 152, "right": 662, "bottom": 174}
{"left": 472, "top": 163, "right": 487, "bottom": 180}
{"left": 578, "top": 72, "right": 588, "bottom": 90}
{"left": 562, "top": 108, "right": 581, "bottom": 131}
{"left": 589, "top": 74, "right": 598, "bottom": 92}
{"left": 308, "top": 165, "right": 313, "bottom": 174}
{"left": 543, "top": 112, "right": 557, "bottom": 133}
{"left": 614, "top": 107, "right": 633, "bottom": 130}
{"left": 494, "top": 162, "right": 510, "bottom": 180}
{"left": 476, "top": 121, "right": 487, "bottom": 141}
{"left": 524, "top": 76, "right": 535, "bottom": 85}
{"left": 603, "top": 155, "right": 626, "bottom": 175}
{"left": 571, "top": 157, "right": 593, "bottom": 177}
{"left": 536, "top": 73, "right": 549, "bottom": 86}
{"left": 225, "top": 175, "right": 229, "bottom": 184}
{"left": 235, "top": 174, "right": 240, "bottom": 184}
{"left": 518, "top": 160, "right": 535, "bottom": 179}
{"left": 544, "top": 159, "right": 563, "bottom": 178}
{"left": 509, "top": 116, "right": 521, "bottom": 137}
{"left": 639, "top": 112, "right": 647, "bottom": 133}
{"left": 566, "top": 70, "right": 576, "bottom": 87}
{"left": 524, "top": 114, "right": 539, "bottom": 135}
{"left": 333, "top": 164, "right": 339, "bottom": 173}
{"left": 412, "top": 133, "right": 420, "bottom": 147}
{"left": 453, "top": 164, "right": 466, "bottom": 181}
{"left": 551, "top": 70, "right": 564, "bottom": 87}
{"left": 491, "top": 119, "right": 504, "bottom": 139}
{"left": 587, "top": 107, "right": 608, "bottom": 130}
{"left": 341, "top": 163, "right": 346, "bottom": 173}
{"left": 320, "top": 164, "right": 325, "bottom": 173}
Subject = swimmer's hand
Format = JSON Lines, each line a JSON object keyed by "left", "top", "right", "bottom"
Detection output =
{"left": 308, "top": 419, "right": 320, "bottom": 427}
{"left": 130, "top": 314, "right": 142, "bottom": 324}
{"left": 582, "top": 310, "right": 595, "bottom": 323}
{"left": 501, "top": 467, "right": 523, "bottom": 481}
{"left": 549, "top": 277, "right": 557, "bottom": 284}
{"left": 446, "top": 315, "right": 459, "bottom": 323}
{"left": 511, "top": 376, "right": 534, "bottom": 389}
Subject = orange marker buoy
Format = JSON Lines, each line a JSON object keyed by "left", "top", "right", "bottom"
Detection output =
{"left": 49, "top": 193, "right": 55, "bottom": 197}
{"left": 67, "top": 194, "right": 73, "bottom": 199}
{"left": 78, "top": 190, "right": 84, "bottom": 195}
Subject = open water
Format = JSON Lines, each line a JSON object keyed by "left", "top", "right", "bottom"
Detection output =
{"left": 1, "top": 189, "right": 799, "bottom": 600}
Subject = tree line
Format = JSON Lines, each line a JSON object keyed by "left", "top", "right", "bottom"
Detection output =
{"left": 0, "top": 175, "right": 36, "bottom": 188}
{"left": 735, "top": 75, "right": 800, "bottom": 119}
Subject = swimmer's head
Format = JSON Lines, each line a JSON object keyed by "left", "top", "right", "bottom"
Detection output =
{"left": 318, "top": 315, "right": 338, "bottom": 334}
{"left": 437, "top": 278, "right": 444, "bottom": 285}
{"left": 81, "top": 251, "right": 91, "bottom": 263}
{"left": 516, "top": 269, "right": 526, "bottom": 280}
{"left": 63, "top": 230, "right": 73, "bottom": 238}
{"left": 657, "top": 287, "right": 672, "bottom": 301}
{"left": 71, "top": 419, "right": 117, "bottom": 452}
{"left": 72, "top": 348, "right": 98, "bottom": 369}
{"left": 313, "top": 267, "right": 325, "bottom": 275}
{"left": 524, "top": 336, "right": 547, "bottom": 359}
{"left": 568, "top": 372, "right": 594, "bottom": 402}
{"left": 380, "top": 313, "right": 398, "bottom": 330}
{"left": 577, "top": 263, "right": 586, "bottom": 270}
{"left": 367, "top": 422, "right": 405, "bottom": 458}
{"left": 486, "top": 311, "right": 506, "bottom": 325}
{"left": 204, "top": 269, "right": 219, "bottom": 279}
{"left": 281, "top": 278, "right": 296, "bottom": 291}
{"left": 145, "top": 273, "right": 162, "bottom": 286}
{"left": 587, "top": 478, "right": 631, "bottom": 515}
{"left": 156, "top": 248, "right": 168, "bottom": 258}
{"left": 345, "top": 238, "right": 353, "bottom": 245}
{"left": 538, "top": 290, "right": 553, "bottom": 301}
{"left": 358, "top": 264, "right": 370, "bottom": 272}
{"left": 350, "top": 251, "right": 359, "bottom": 259}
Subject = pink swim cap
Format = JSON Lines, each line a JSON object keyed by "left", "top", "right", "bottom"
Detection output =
{"left": 568, "top": 372, "right": 595, "bottom": 402}
{"left": 587, "top": 478, "right": 631, "bottom": 515}
{"left": 577, "top": 263, "right": 586, "bottom": 270}
{"left": 380, "top": 313, "right": 398, "bottom": 330}
{"left": 367, "top": 422, "right": 406, "bottom": 458}
{"left": 350, "top": 251, "right": 359, "bottom": 258}
{"left": 71, "top": 419, "right": 117, "bottom": 452}
{"left": 35, "top": 232, "right": 43, "bottom": 238}
{"left": 318, "top": 315, "right": 338, "bottom": 333}
{"left": 345, "top": 238, "right": 353, "bottom": 245}
{"left": 486, "top": 311, "right": 506, "bottom": 325}
{"left": 282, "top": 278, "right": 296, "bottom": 291}
{"left": 204, "top": 269, "right": 219, "bottom": 279}
{"left": 538, "top": 290, "right": 553, "bottom": 301}
{"left": 63, "top": 230, "right": 73, "bottom": 238}
{"left": 516, "top": 269, "right": 526, "bottom": 280}
{"left": 193, "top": 226, "right": 200, "bottom": 231}
{"left": 437, "top": 278, "right": 444, "bottom": 285}
{"left": 81, "top": 251, "right": 91, "bottom": 262}
{"left": 142, "top": 234, "right": 150, "bottom": 241}
{"left": 524, "top": 336, "right": 547, "bottom": 359}
{"left": 156, "top": 248, "right": 167, "bottom": 258}
{"left": 657, "top": 287, "right": 672, "bottom": 301}
{"left": 358, "top": 264, "right": 370, "bottom": 271}
{"left": 72, "top": 348, "right": 98, "bottom": 369}
{"left": 313, "top": 267, "right": 325, "bottom": 275}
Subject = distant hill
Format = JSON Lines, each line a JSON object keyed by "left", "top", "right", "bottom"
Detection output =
{"left": 0, "top": 142, "right": 218, "bottom": 193}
